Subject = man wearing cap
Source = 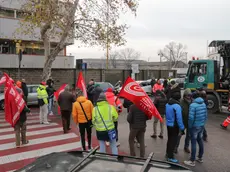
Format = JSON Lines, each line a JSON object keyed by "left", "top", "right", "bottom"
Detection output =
{"left": 37, "top": 82, "right": 49, "bottom": 124}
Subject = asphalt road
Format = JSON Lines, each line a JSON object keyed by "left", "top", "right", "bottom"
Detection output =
{"left": 117, "top": 108, "right": 230, "bottom": 172}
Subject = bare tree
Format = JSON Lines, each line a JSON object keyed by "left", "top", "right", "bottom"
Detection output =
{"left": 158, "top": 41, "right": 187, "bottom": 69}
{"left": 118, "top": 48, "right": 140, "bottom": 68}
{"left": 12, "top": 0, "right": 139, "bottom": 81}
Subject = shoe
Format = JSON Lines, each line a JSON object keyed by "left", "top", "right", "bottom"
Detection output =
{"left": 151, "top": 134, "right": 157, "bottom": 138}
{"left": 49, "top": 112, "right": 54, "bottom": 116}
{"left": 158, "top": 135, "right": 163, "bottom": 139}
{"left": 22, "top": 140, "right": 29, "bottom": 145}
{"left": 196, "top": 158, "right": 203, "bottom": 163}
{"left": 116, "top": 142, "right": 120, "bottom": 147}
{"left": 184, "top": 147, "right": 191, "bottom": 153}
{"left": 106, "top": 141, "right": 110, "bottom": 146}
{"left": 16, "top": 145, "right": 21, "bottom": 148}
{"left": 184, "top": 160, "right": 196, "bottom": 167}
{"left": 40, "top": 122, "right": 43, "bottom": 124}
{"left": 167, "top": 158, "right": 179, "bottom": 163}
{"left": 68, "top": 127, "right": 71, "bottom": 130}
{"left": 220, "top": 124, "right": 227, "bottom": 129}
{"left": 43, "top": 122, "right": 50, "bottom": 125}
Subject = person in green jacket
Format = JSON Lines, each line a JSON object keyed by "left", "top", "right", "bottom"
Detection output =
{"left": 174, "top": 88, "right": 192, "bottom": 154}
{"left": 92, "top": 92, "right": 118, "bottom": 155}
{"left": 37, "top": 82, "right": 49, "bottom": 125}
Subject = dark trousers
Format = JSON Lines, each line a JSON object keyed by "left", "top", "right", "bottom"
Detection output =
{"left": 79, "top": 122, "right": 92, "bottom": 150}
{"left": 175, "top": 128, "right": 190, "bottom": 150}
{"left": 129, "top": 128, "right": 146, "bottom": 158}
{"left": 114, "top": 121, "right": 118, "bottom": 142}
{"left": 166, "top": 126, "right": 179, "bottom": 159}
{"left": 61, "top": 110, "right": 71, "bottom": 133}
{"left": 203, "top": 127, "right": 208, "bottom": 139}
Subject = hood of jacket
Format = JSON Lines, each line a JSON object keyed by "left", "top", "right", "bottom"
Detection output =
{"left": 76, "top": 96, "right": 87, "bottom": 103}
{"left": 96, "top": 100, "right": 109, "bottom": 106}
{"left": 193, "top": 97, "right": 204, "bottom": 104}
{"left": 105, "top": 92, "right": 115, "bottom": 99}
{"left": 39, "top": 84, "right": 46, "bottom": 90}
{"left": 168, "top": 98, "right": 180, "bottom": 105}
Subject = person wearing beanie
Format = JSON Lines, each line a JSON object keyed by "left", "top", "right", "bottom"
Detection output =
{"left": 184, "top": 91, "right": 207, "bottom": 167}
{"left": 37, "top": 82, "right": 49, "bottom": 125}
{"left": 151, "top": 90, "right": 167, "bottom": 139}
{"left": 166, "top": 80, "right": 181, "bottom": 101}
{"left": 105, "top": 88, "right": 122, "bottom": 147}
{"left": 92, "top": 92, "right": 118, "bottom": 155}
{"left": 72, "top": 87, "right": 93, "bottom": 150}
{"left": 165, "top": 91, "right": 185, "bottom": 163}
{"left": 175, "top": 88, "right": 192, "bottom": 154}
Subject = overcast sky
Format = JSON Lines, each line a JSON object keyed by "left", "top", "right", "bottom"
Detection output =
{"left": 67, "top": 0, "right": 230, "bottom": 62}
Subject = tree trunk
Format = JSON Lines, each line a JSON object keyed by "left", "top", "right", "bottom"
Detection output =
{"left": 42, "top": 54, "right": 56, "bottom": 81}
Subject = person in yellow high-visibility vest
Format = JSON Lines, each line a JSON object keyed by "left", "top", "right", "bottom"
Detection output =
{"left": 37, "top": 82, "right": 49, "bottom": 125}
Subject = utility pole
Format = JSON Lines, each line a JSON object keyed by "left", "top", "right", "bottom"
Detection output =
{"left": 106, "top": 0, "right": 109, "bottom": 69}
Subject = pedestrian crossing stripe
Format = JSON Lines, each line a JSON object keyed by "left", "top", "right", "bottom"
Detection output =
{"left": 0, "top": 120, "right": 42, "bottom": 127}
{"left": 0, "top": 116, "right": 40, "bottom": 122}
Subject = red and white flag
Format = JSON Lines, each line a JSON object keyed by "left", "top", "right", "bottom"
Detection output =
{"left": 76, "top": 71, "right": 87, "bottom": 98}
{"left": 4, "top": 73, "right": 26, "bottom": 127}
{"left": 0, "top": 75, "right": 14, "bottom": 86}
{"left": 54, "top": 84, "right": 67, "bottom": 115}
{"left": 118, "top": 77, "right": 162, "bottom": 122}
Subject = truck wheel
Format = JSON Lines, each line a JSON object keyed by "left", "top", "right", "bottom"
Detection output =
{"left": 0, "top": 100, "right": 4, "bottom": 110}
{"left": 207, "top": 94, "right": 219, "bottom": 113}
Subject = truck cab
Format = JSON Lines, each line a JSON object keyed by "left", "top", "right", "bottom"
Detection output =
{"left": 185, "top": 40, "right": 230, "bottom": 113}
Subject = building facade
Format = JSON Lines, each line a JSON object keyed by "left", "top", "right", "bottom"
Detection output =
{"left": 0, "top": 0, "right": 74, "bottom": 69}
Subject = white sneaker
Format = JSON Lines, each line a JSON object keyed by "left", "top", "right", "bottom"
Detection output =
{"left": 50, "top": 112, "right": 54, "bottom": 116}
{"left": 106, "top": 141, "right": 110, "bottom": 146}
{"left": 196, "top": 158, "right": 204, "bottom": 163}
{"left": 43, "top": 122, "right": 50, "bottom": 125}
{"left": 184, "top": 160, "right": 196, "bottom": 167}
{"left": 116, "top": 142, "right": 120, "bottom": 147}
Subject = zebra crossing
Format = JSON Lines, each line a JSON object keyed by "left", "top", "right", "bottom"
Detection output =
{"left": 0, "top": 111, "right": 85, "bottom": 172}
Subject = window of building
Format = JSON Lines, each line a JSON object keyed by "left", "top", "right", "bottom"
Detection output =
{"left": 0, "top": 8, "right": 15, "bottom": 18}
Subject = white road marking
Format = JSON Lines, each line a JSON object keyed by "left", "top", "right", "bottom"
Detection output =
{"left": 0, "top": 120, "right": 41, "bottom": 127}
{"left": 0, "top": 123, "right": 58, "bottom": 133}
{"left": 0, "top": 142, "right": 82, "bottom": 165}
{"left": 0, "top": 127, "right": 64, "bottom": 140}
{"left": 0, "top": 116, "right": 40, "bottom": 122}
{"left": 0, "top": 133, "right": 77, "bottom": 151}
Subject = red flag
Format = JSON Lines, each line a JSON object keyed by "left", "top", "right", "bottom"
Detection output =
{"left": 0, "top": 75, "right": 14, "bottom": 86}
{"left": 118, "top": 77, "right": 162, "bottom": 122}
{"left": 54, "top": 84, "right": 67, "bottom": 115}
{"left": 4, "top": 73, "right": 25, "bottom": 127}
{"left": 76, "top": 71, "right": 87, "bottom": 98}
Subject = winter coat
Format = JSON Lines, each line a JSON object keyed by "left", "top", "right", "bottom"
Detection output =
{"left": 105, "top": 91, "right": 122, "bottom": 113}
{"left": 87, "top": 84, "right": 95, "bottom": 103}
{"left": 72, "top": 96, "right": 94, "bottom": 124}
{"left": 152, "top": 83, "right": 163, "bottom": 93}
{"left": 188, "top": 97, "right": 207, "bottom": 128}
{"left": 123, "top": 98, "right": 133, "bottom": 113}
{"left": 21, "top": 82, "right": 28, "bottom": 97}
{"left": 150, "top": 79, "right": 156, "bottom": 88}
{"left": 180, "top": 98, "right": 191, "bottom": 128}
{"left": 19, "top": 106, "right": 30, "bottom": 123}
{"left": 154, "top": 94, "right": 167, "bottom": 116}
{"left": 165, "top": 98, "right": 185, "bottom": 130}
{"left": 92, "top": 101, "right": 118, "bottom": 131}
{"left": 163, "top": 80, "right": 168, "bottom": 89}
{"left": 46, "top": 86, "right": 55, "bottom": 98}
{"left": 58, "top": 90, "right": 75, "bottom": 111}
{"left": 37, "top": 85, "right": 48, "bottom": 105}
{"left": 127, "top": 104, "right": 148, "bottom": 129}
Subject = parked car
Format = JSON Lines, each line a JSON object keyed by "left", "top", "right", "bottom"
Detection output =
{"left": 95, "top": 82, "right": 114, "bottom": 92}
{"left": 0, "top": 84, "right": 39, "bottom": 110}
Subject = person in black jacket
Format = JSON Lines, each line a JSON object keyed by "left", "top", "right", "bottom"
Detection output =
{"left": 123, "top": 98, "right": 133, "bottom": 113}
{"left": 46, "top": 82, "right": 56, "bottom": 116}
{"left": 151, "top": 90, "right": 167, "bottom": 139}
{"left": 21, "top": 79, "right": 28, "bottom": 103}
{"left": 15, "top": 106, "right": 31, "bottom": 148}
{"left": 87, "top": 80, "right": 95, "bottom": 103}
{"left": 93, "top": 84, "right": 103, "bottom": 105}
{"left": 166, "top": 80, "right": 181, "bottom": 101}
{"left": 127, "top": 104, "right": 149, "bottom": 158}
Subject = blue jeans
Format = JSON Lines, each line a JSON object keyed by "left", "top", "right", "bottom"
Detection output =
{"left": 190, "top": 126, "right": 204, "bottom": 161}
{"left": 48, "top": 98, "right": 53, "bottom": 114}
{"left": 99, "top": 139, "right": 118, "bottom": 155}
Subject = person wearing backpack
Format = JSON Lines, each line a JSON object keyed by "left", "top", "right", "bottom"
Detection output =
{"left": 72, "top": 88, "right": 94, "bottom": 151}
{"left": 92, "top": 92, "right": 118, "bottom": 155}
